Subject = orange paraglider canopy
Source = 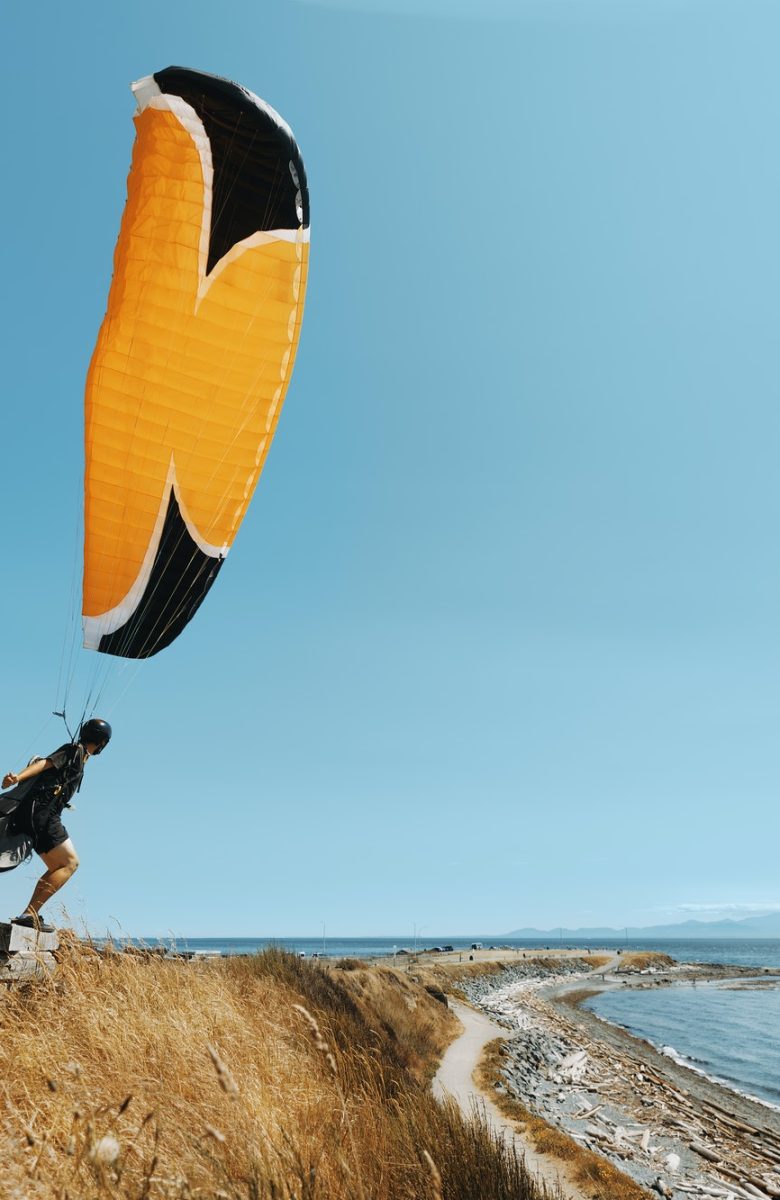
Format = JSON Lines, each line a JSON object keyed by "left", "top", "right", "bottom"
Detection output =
{"left": 83, "top": 66, "right": 310, "bottom": 658}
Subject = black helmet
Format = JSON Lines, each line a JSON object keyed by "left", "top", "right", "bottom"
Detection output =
{"left": 79, "top": 718, "right": 112, "bottom": 754}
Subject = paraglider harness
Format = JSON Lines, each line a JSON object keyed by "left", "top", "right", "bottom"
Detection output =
{"left": 0, "top": 744, "right": 85, "bottom": 874}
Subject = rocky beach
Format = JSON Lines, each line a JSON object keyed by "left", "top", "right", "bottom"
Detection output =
{"left": 457, "top": 954, "right": 780, "bottom": 1199}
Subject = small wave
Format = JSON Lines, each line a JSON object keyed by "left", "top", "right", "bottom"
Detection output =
{"left": 591, "top": 1010, "right": 780, "bottom": 1112}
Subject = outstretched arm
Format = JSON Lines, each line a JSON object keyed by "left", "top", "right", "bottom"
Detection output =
{"left": 2, "top": 758, "right": 53, "bottom": 790}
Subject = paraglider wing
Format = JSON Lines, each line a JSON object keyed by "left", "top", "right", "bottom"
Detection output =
{"left": 82, "top": 66, "right": 310, "bottom": 658}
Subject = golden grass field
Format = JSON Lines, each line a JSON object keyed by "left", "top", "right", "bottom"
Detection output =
{"left": 0, "top": 940, "right": 553, "bottom": 1200}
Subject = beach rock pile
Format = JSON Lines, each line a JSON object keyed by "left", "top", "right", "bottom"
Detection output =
{"left": 500, "top": 1007, "right": 780, "bottom": 1197}
{"left": 464, "top": 964, "right": 780, "bottom": 1200}
{"left": 459, "top": 957, "right": 589, "bottom": 1009}
{"left": 499, "top": 1027, "right": 585, "bottom": 1100}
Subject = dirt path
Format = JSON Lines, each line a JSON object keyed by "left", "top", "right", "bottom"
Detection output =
{"left": 433, "top": 998, "right": 587, "bottom": 1200}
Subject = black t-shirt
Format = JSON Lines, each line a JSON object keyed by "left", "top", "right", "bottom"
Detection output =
{"left": 29, "top": 743, "right": 86, "bottom": 813}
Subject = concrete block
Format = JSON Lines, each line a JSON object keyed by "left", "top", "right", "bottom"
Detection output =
{"left": 0, "top": 952, "right": 56, "bottom": 980}
{"left": 0, "top": 922, "right": 59, "bottom": 954}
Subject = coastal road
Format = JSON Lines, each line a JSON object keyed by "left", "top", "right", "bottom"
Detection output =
{"left": 433, "top": 999, "right": 586, "bottom": 1200}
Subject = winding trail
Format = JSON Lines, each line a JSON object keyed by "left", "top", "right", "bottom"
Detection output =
{"left": 434, "top": 953, "right": 780, "bottom": 1200}
{"left": 433, "top": 998, "right": 585, "bottom": 1200}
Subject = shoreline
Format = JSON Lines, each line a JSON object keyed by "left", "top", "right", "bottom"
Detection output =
{"left": 457, "top": 955, "right": 780, "bottom": 1198}
{"left": 551, "top": 978, "right": 780, "bottom": 1121}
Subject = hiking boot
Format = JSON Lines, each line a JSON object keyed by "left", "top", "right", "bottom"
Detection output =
{"left": 11, "top": 913, "right": 54, "bottom": 933}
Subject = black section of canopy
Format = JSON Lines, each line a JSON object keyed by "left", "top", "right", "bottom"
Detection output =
{"left": 154, "top": 65, "right": 309, "bottom": 274}
{"left": 98, "top": 490, "right": 224, "bottom": 659}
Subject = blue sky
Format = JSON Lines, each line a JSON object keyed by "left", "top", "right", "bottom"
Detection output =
{"left": 2, "top": 0, "right": 779, "bottom": 937}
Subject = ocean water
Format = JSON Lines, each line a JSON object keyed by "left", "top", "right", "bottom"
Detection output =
{"left": 122, "top": 935, "right": 780, "bottom": 968}
{"left": 583, "top": 975, "right": 780, "bottom": 1108}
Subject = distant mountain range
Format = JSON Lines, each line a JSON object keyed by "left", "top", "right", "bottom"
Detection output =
{"left": 506, "top": 912, "right": 780, "bottom": 939}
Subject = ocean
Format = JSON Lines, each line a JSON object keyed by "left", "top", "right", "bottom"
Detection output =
{"left": 583, "top": 974, "right": 780, "bottom": 1109}
{"left": 125, "top": 934, "right": 780, "bottom": 968}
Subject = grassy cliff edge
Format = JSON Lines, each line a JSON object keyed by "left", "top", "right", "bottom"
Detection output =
{"left": 0, "top": 941, "right": 551, "bottom": 1200}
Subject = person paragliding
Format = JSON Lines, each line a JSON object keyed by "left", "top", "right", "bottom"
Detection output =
{"left": 0, "top": 68, "right": 310, "bottom": 929}
{"left": 1, "top": 719, "right": 112, "bottom": 931}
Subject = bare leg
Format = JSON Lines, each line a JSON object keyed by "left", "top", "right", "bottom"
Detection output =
{"left": 21, "top": 839, "right": 80, "bottom": 916}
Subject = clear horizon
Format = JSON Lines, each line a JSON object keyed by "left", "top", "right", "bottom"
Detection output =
{"left": 115, "top": 909, "right": 780, "bottom": 941}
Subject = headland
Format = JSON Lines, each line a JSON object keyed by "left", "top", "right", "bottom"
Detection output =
{"left": 420, "top": 947, "right": 780, "bottom": 1199}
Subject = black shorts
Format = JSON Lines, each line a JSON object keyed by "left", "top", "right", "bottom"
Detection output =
{"left": 14, "top": 801, "right": 69, "bottom": 855}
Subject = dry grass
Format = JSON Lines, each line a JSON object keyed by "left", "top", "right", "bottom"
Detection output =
{"left": 616, "top": 953, "right": 675, "bottom": 972}
{"left": 0, "top": 939, "right": 550, "bottom": 1199}
{"left": 451, "top": 957, "right": 607, "bottom": 982}
{"left": 435, "top": 961, "right": 507, "bottom": 981}
{"left": 413, "top": 957, "right": 608, "bottom": 995}
{"left": 476, "top": 1040, "right": 651, "bottom": 1200}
